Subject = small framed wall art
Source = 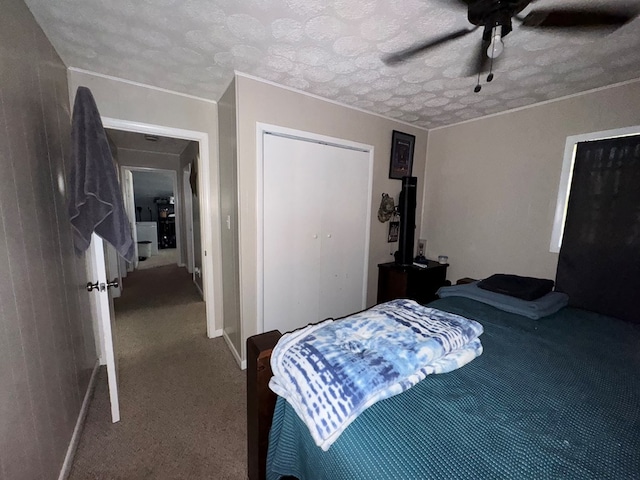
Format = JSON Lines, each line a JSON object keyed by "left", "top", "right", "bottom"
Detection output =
{"left": 389, "top": 130, "right": 415, "bottom": 180}
{"left": 388, "top": 220, "right": 399, "bottom": 243}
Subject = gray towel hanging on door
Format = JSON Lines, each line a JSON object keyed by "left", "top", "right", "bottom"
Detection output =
{"left": 68, "top": 86, "right": 134, "bottom": 262}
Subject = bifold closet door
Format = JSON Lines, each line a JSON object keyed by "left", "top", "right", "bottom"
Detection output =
{"left": 263, "top": 133, "right": 323, "bottom": 334}
{"left": 317, "top": 148, "right": 370, "bottom": 322}
{"left": 263, "top": 133, "right": 370, "bottom": 334}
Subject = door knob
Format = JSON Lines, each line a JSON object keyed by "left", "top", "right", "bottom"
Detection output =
{"left": 86, "top": 279, "right": 118, "bottom": 292}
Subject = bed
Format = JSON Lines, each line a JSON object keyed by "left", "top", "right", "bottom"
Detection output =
{"left": 246, "top": 296, "right": 640, "bottom": 480}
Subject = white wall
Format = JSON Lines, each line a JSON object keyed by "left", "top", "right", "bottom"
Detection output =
{"left": 68, "top": 69, "right": 224, "bottom": 333}
{"left": 422, "top": 79, "right": 640, "bottom": 283}
{"left": 236, "top": 74, "right": 429, "bottom": 357}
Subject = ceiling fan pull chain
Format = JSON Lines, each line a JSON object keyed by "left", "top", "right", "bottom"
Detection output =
{"left": 487, "top": 54, "right": 495, "bottom": 83}
{"left": 474, "top": 70, "right": 482, "bottom": 93}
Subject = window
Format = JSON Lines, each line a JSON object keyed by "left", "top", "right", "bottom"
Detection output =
{"left": 549, "top": 125, "right": 640, "bottom": 253}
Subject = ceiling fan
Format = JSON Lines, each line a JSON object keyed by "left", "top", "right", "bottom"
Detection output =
{"left": 383, "top": 0, "right": 637, "bottom": 92}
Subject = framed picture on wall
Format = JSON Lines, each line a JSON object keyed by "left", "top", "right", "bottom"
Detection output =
{"left": 389, "top": 130, "right": 415, "bottom": 180}
{"left": 388, "top": 220, "right": 399, "bottom": 243}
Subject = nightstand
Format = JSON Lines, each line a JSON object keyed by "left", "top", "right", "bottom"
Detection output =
{"left": 377, "top": 261, "right": 449, "bottom": 305}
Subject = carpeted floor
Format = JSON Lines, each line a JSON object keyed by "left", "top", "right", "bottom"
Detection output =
{"left": 136, "top": 248, "right": 179, "bottom": 270}
{"left": 69, "top": 265, "right": 247, "bottom": 480}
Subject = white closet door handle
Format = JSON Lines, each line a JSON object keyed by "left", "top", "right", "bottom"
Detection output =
{"left": 313, "top": 234, "right": 318, "bottom": 239}
{"left": 327, "top": 234, "right": 332, "bottom": 238}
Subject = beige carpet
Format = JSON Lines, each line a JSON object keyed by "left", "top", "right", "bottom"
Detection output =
{"left": 69, "top": 265, "right": 247, "bottom": 480}
{"left": 137, "top": 248, "right": 179, "bottom": 270}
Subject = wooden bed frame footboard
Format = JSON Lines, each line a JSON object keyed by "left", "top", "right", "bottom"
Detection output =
{"left": 247, "top": 330, "right": 282, "bottom": 480}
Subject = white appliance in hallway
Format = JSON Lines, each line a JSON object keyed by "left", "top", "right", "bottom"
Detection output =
{"left": 136, "top": 221, "right": 158, "bottom": 256}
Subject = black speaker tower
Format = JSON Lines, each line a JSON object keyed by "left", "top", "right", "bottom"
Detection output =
{"left": 396, "top": 176, "right": 417, "bottom": 265}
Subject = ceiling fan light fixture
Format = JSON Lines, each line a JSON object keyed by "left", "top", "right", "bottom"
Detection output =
{"left": 487, "top": 26, "right": 504, "bottom": 59}
{"left": 382, "top": 1, "right": 635, "bottom": 94}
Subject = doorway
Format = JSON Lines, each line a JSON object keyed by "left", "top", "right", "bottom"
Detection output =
{"left": 100, "top": 118, "right": 218, "bottom": 338}
{"left": 128, "top": 167, "right": 180, "bottom": 271}
{"left": 94, "top": 121, "right": 213, "bottom": 424}
{"left": 95, "top": 127, "right": 208, "bottom": 428}
{"left": 104, "top": 126, "right": 206, "bottom": 333}
{"left": 105, "top": 128, "right": 203, "bottom": 286}
{"left": 82, "top": 115, "right": 223, "bottom": 433}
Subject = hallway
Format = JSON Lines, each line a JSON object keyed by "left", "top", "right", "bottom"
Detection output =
{"left": 69, "top": 265, "right": 246, "bottom": 479}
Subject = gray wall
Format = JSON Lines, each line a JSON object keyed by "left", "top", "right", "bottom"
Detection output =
{"left": 422, "top": 80, "right": 640, "bottom": 283}
{"left": 218, "top": 79, "right": 241, "bottom": 355}
{"left": 0, "top": 0, "right": 97, "bottom": 478}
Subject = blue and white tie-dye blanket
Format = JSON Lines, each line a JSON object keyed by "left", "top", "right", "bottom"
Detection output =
{"left": 269, "top": 299, "right": 484, "bottom": 451}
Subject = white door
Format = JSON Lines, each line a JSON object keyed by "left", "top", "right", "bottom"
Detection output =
{"left": 263, "top": 133, "right": 371, "bottom": 333}
{"left": 318, "top": 149, "right": 370, "bottom": 321}
{"left": 263, "top": 134, "right": 324, "bottom": 333}
{"left": 87, "top": 233, "right": 120, "bottom": 423}
{"left": 183, "top": 166, "right": 195, "bottom": 274}
{"left": 121, "top": 169, "right": 138, "bottom": 271}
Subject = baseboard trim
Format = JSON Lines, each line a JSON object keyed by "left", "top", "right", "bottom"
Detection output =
{"left": 223, "top": 330, "right": 246, "bottom": 370}
{"left": 209, "top": 328, "right": 223, "bottom": 338}
{"left": 58, "top": 359, "right": 100, "bottom": 480}
{"left": 194, "top": 279, "right": 204, "bottom": 298}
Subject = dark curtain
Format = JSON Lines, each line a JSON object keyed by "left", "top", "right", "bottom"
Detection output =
{"left": 555, "top": 134, "right": 640, "bottom": 323}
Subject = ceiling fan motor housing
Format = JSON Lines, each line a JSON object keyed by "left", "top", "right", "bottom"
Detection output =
{"left": 469, "top": 0, "right": 530, "bottom": 39}
{"left": 381, "top": 0, "right": 636, "bottom": 92}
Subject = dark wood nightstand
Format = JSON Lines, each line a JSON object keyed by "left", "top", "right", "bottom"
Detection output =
{"left": 377, "top": 261, "right": 449, "bottom": 305}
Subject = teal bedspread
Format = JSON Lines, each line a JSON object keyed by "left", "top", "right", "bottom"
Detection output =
{"left": 267, "top": 298, "right": 640, "bottom": 480}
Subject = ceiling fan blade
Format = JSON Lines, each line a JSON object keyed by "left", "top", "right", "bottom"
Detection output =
{"left": 521, "top": 8, "right": 637, "bottom": 28}
{"left": 382, "top": 28, "right": 476, "bottom": 65}
{"left": 465, "top": 38, "right": 490, "bottom": 77}
{"left": 442, "top": 0, "right": 475, "bottom": 6}
{"left": 430, "top": 0, "right": 475, "bottom": 10}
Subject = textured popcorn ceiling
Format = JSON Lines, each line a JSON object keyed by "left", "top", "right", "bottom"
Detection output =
{"left": 25, "top": 0, "right": 640, "bottom": 129}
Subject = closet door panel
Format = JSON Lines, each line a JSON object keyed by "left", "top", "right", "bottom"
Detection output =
{"left": 318, "top": 148, "right": 370, "bottom": 321}
{"left": 263, "top": 134, "right": 323, "bottom": 333}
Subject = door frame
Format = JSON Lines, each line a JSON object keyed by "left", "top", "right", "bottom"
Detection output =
{"left": 255, "top": 123, "right": 375, "bottom": 335}
{"left": 100, "top": 117, "right": 218, "bottom": 338}
{"left": 121, "top": 165, "right": 181, "bottom": 266}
